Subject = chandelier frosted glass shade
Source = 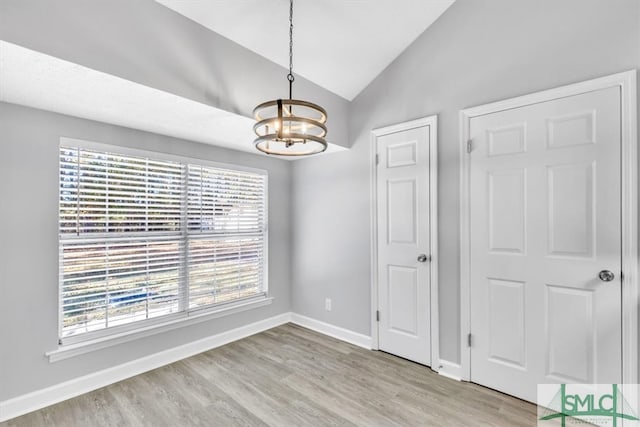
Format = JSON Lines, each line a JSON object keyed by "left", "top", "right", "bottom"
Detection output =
{"left": 253, "top": 98, "right": 328, "bottom": 156}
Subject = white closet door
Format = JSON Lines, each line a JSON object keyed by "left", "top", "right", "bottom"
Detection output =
{"left": 469, "top": 86, "right": 622, "bottom": 402}
{"left": 377, "top": 125, "right": 432, "bottom": 365}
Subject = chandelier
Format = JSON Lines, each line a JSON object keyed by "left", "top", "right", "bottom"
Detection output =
{"left": 252, "top": 0, "right": 328, "bottom": 156}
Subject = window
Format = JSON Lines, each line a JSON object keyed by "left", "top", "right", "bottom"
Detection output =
{"left": 59, "top": 143, "right": 267, "bottom": 343}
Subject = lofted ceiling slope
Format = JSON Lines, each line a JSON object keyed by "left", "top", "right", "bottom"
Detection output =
{"left": 156, "top": 0, "right": 455, "bottom": 100}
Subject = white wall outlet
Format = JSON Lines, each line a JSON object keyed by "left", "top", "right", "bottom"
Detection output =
{"left": 325, "top": 298, "right": 332, "bottom": 311}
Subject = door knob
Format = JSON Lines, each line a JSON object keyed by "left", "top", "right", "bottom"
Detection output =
{"left": 598, "top": 270, "right": 615, "bottom": 282}
{"left": 417, "top": 254, "right": 429, "bottom": 263}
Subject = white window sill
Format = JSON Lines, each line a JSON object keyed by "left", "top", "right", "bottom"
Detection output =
{"left": 46, "top": 296, "right": 273, "bottom": 363}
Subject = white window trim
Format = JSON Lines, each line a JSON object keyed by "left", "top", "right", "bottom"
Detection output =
{"left": 47, "top": 296, "right": 273, "bottom": 362}
{"left": 59, "top": 137, "right": 268, "bottom": 176}
{"left": 52, "top": 137, "right": 270, "bottom": 360}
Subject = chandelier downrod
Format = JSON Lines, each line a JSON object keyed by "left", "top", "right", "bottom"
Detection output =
{"left": 252, "top": 0, "right": 328, "bottom": 156}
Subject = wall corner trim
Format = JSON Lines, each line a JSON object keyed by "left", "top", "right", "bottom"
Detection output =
{"left": 289, "top": 313, "right": 373, "bottom": 350}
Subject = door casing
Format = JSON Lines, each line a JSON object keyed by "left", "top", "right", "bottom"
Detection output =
{"left": 370, "top": 115, "right": 439, "bottom": 367}
{"left": 452, "top": 70, "right": 638, "bottom": 385}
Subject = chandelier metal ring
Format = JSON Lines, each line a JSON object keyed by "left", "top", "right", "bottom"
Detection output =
{"left": 253, "top": 133, "right": 328, "bottom": 156}
{"left": 253, "top": 117, "right": 327, "bottom": 139}
{"left": 252, "top": 0, "right": 328, "bottom": 156}
{"left": 253, "top": 99, "right": 327, "bottom": 122}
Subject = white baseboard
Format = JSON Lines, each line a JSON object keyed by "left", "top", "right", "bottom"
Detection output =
{"left": 289, "top": 313, "right": 372, "bottom": 350}
{"left": 433, "top": 359, "right": 463, "bottom": 382}
{"left": 436, "top": 370, "right": 462, "bottom": 382}
{"left": 0, "top": 312, "right": 373, "bottom": 422}
{"left": 0, "top": 312, "right": 291, "bottom": 423}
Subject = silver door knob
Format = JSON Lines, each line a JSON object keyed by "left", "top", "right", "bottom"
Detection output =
{"left": 598, "top": 270, "right": 615, "bottom": 282}
{"left": 417, "top": 254, "right": 429, "bottom": 263}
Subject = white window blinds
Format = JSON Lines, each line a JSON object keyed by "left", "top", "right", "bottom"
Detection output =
{"left": 59, "top": 145, "right": 267, "bottom": 342}
{"left": 186, "top": 165, "right": 266, "bottom": 309}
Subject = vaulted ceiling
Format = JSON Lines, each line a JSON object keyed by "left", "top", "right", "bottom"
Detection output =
{"left": 156, "top": 0, "right": 455, "bottom": 100}
{"left": 0, "top": 1, "right": 454, "bottom": 157}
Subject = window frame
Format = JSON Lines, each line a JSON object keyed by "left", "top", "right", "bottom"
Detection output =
{"left": 57, "top": 137, "right": 269, "bottom": 347}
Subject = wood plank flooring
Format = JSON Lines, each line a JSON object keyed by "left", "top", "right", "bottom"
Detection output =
{"left": 2, "top": 323, "right": 537, "bottom": 426}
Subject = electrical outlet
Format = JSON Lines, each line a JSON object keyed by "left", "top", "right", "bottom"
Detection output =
{"left": 325, "top": 298, "right": 332, "bottom": 311}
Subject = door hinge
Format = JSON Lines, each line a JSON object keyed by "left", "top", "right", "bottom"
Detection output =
{"left": 467, "top": 333, "right": 472, "bottom": 347}
{"left": 375, "top": 154, "right": 379, "bottom": 165}
{"left": 376, "top": 310, "right": 380, "bottom": 322}
{"left": 466, "top": 140, "right": 472, "bottom": 154}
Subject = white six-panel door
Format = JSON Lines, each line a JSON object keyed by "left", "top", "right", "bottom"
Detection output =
{"left": 376, "top": 125, "right": 432, "bottom": 365}
{"left": 469, "top": 86, "right": 622, "bottom": 402}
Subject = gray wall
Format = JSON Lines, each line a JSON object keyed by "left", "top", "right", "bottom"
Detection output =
{"left": 0, "top": 0, "right": 348, "bottom": 400}
{"left": 2, "top": 0, "right": 640, "bottom": 403}
{"left": 291, "top": 0, "right": 640, "bottom": 366}
{"left": 0, "top": 0, "right": 350, "bottom": 148}
{"left": 0, "top": 102, "right": 292, "bottom": 400}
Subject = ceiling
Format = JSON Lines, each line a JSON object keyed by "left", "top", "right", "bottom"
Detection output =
{"left": 0, "top": 41, "right": 345, "bottom": 159}
{"left": 156, "top": 0, "right": 455, "bottom": 101}
{"left": 0, "top": 1, "right": 453, "bottom": 158}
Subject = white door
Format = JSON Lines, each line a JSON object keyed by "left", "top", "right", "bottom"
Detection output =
{"left": 469, "top": 87, "right": 622, "bottom": 402}
{"left": 376, "top": 125, "right": 432, "bottom": 365}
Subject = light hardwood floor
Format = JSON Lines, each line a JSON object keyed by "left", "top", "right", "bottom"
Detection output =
{"left": 2, "top": 323, "right": 537, "bottom": 426}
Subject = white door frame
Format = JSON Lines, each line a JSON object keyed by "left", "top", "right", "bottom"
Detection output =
{"left": 370, "top": 115, "right": 439, "bottom": 366}
{"left": 457, "top": 70, "right": 638, "bottom": 385}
